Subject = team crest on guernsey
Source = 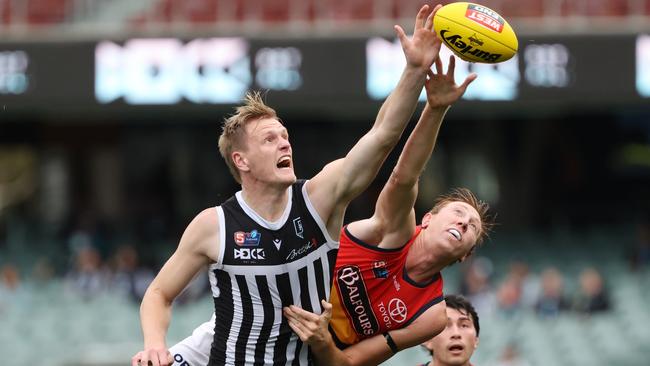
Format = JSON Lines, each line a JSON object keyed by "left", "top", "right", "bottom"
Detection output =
{"left": 234, "top": 230, "right": 261, "bottom": 246}
{"left": 372, "top": 260, "right": 389, "bottom": 278}
{"left": 293, "top": 217, "right": 304, "bottom": 238}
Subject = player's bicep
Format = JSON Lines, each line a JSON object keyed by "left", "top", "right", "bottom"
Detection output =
{"left": 147, "top": 209, "right": 217, "bottom": 302}
{"left": 372, "top": 173, "right": 418, "bottom": 238}
{"left": 148, "top": 251, "right": 206, "bottom": 303}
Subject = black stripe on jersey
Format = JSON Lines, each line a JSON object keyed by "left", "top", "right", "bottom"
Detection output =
{"left": 327, "top": 249, "right": 338, "bottom": 285}
{"left": 273, "top": 272, "right": 293, "bottom": 366}
{"left": 292, "top": 265, "right": 313, "bottom": 366}
{"left": 313, "top": 258, "right": 326, "bottom": 311}
{"left": 235, "top": 275, "right": 253, "bottom": 366}
{"left": 254, "top": 275, "right": 275, "bottom": 366}
{"left": 210, "top": 269, "right": 234, "bottom": 365}
{"left": 298, "top": 265, "right": 314, "bottom": 312}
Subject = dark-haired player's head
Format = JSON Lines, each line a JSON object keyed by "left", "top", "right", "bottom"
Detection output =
{"left": 422, "top": 294, "right": 479, "bottom": 366}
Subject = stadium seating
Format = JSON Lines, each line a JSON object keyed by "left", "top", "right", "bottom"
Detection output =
{"left": 2, "top": 0, "right": 650, "bottom": 28}
{"left": 2, "top": 232, "right": 650, "bottom": 366}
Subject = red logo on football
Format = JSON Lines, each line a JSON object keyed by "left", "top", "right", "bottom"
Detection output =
{"left": 465, "top": 8, "right": 503, "bottom": 33}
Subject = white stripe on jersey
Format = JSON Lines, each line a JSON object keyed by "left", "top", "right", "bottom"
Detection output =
{"left": 319, "top": 255, "right": 332, "bottom": 304}
{"left": 245, "top": 274, "right": 263, "bottom": 365}
{"left": 224, "top": 275, "right": 241, "bottom": 366}
{"left": 301, "top": 180, "right": 338, "bottom": 246}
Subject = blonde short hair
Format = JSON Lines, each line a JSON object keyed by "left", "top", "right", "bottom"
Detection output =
{"left": 218, "top": 91, "right": 278, "bottom": 183}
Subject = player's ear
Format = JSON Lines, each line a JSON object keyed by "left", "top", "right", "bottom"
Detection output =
{"left": 421, "top": 212, "right": 433, "bottom": 228}
{"left": 232, "top": 151, "right": 250, "bottom": 172}
{"left": 474, "top": 336, "right": 479, "bottom": 349}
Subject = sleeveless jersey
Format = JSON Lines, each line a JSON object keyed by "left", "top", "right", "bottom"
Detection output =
{"left": 329, "top": 225, "right": 444, "bottom": 347}
{"left": 208, "top": 180, "right": 339, "bottom": 366}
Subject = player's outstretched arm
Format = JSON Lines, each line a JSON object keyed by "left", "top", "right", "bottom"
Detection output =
{"left": 132, "top": 208, "right": 218, "bottom": 366}
{"left": 307, "top": 4, "right": 442, "bottom": 235}
{"left": 355, "top": 55, "right": 476, "bottom": 247}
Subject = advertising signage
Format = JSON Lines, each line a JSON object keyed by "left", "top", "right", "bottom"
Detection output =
{"left": 0, "top": 34, "right": 647, "bottom": 118}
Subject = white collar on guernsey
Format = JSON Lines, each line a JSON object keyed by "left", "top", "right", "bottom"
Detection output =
{"left": 235, "top": 185, "right": 293, "bottom": 230}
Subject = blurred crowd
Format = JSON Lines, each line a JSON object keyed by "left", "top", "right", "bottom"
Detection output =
{"left": 459, "top": 258, "right": 612, "bottom": 319}
{"left": 1, "top": 219, "right": 649, "bottom": 317}
{"left": 456, "top": 220, "right": 650, "bottom": 320}
{"left": 0, "top": 214, "right": 211, "bottom": 315}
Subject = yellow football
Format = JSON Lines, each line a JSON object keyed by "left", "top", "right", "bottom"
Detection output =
{"left": 433, "top": 2, "right": 518, "bottom": 63}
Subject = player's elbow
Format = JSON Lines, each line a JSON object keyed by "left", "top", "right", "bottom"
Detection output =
{"left": 370, "top": 125, "right": 403, "bottom": 152}
{"left": 388, "top": 168, "right": 419, "bottom": 189}
{"left": 141, "top": 284, "right": 174, "bottom": 310}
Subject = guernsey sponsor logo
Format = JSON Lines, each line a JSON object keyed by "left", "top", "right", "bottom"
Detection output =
{"left": 377, "top": 301, "right": 393, "bottom": 328}
{"left": 234, "top": 247, "right": 265, "bottom": 260}
{"left": 234, "top": 230, "right": 261, "bottom": 246}
{"left": 286, "top": 238, "right": 316, "bottom": 261}
{"left": 465, "top": 4, "right": 504, "bottom": 33}
{"left": 337, "top": 265, "right": 379, "bottom": 336}
{"left": 388, "top": 298, "right": 408, "bottom": 323}
{"left": 440, "top": 30, "right": 502, "bottom": 63}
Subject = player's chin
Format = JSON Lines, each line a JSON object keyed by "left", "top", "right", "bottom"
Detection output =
{"left": 277, "top": 170, "right": 297, "bottom": 184}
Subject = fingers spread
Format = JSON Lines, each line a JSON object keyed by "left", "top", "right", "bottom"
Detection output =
{"left": 424, "top": 10, "right": 434, "bottom": 31}
{"left": 414, "top": 5, "right": 430, "bottom": 31}
{"left": 435, "top": 57, "right": 443, "bottom": 75}
{"left": 447, "top": 55, "right": 456, "bottom": 75}
{"left": 460, "top": 73, "right": 478, "bottom": 91}
{"left": 394, "top": 25, "right": 407, "bottom": 45}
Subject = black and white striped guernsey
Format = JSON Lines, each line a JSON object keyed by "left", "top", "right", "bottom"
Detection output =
{"left": 208, "top": 180, "right": 339, "bottom": 366}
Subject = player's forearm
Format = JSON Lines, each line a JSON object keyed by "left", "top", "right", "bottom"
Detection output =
{"left": 140, "top": 287, "right": 173, "bottom": 349}
{"left": 372, "top": 66, "right": 428, "bottom": 143}
{"left": 328, "top": 66, "right": 429, "bottom": 201}
{"left": 392, "top": 103, "right": 447, "bottom": 183}
{"left": 311, "top": 337, "right": 352, "bottom": 366}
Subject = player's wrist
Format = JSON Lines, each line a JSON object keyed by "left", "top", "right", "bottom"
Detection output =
{"left": 143, "top": 339, "right": 168, "bottom": 351}
{"left": 427, "top": 103, "right": 452, "bottom": 112}
{"left": 308, "top": 332, "right": 336, "bottom": 353}
{"left": 405, "top": 63, "right": 430, "bottom": 75}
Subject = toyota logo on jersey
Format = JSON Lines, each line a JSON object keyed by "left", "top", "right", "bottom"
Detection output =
{"left": 388, "top": 298, "right": 407, "bottom": 323}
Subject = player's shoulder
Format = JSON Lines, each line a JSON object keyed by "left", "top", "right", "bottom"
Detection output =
{"left": 186, "top": 207, "right": 220, "bottom": 237}
{"left": 308, "top": 158, "right": 340, "bottom": 181}
{"left": 195, "top": 206, "right": 219, "bottom": 224}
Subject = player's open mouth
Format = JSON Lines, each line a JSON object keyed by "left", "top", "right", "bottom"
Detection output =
{"left": 277, "top": 156, "right": 291, "bottom": 169}
{"left": 448, "top": 229, "right": 461, "bottom": 240}
{"left": 448, "top": 344, "right": 464, "bottom": 352}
